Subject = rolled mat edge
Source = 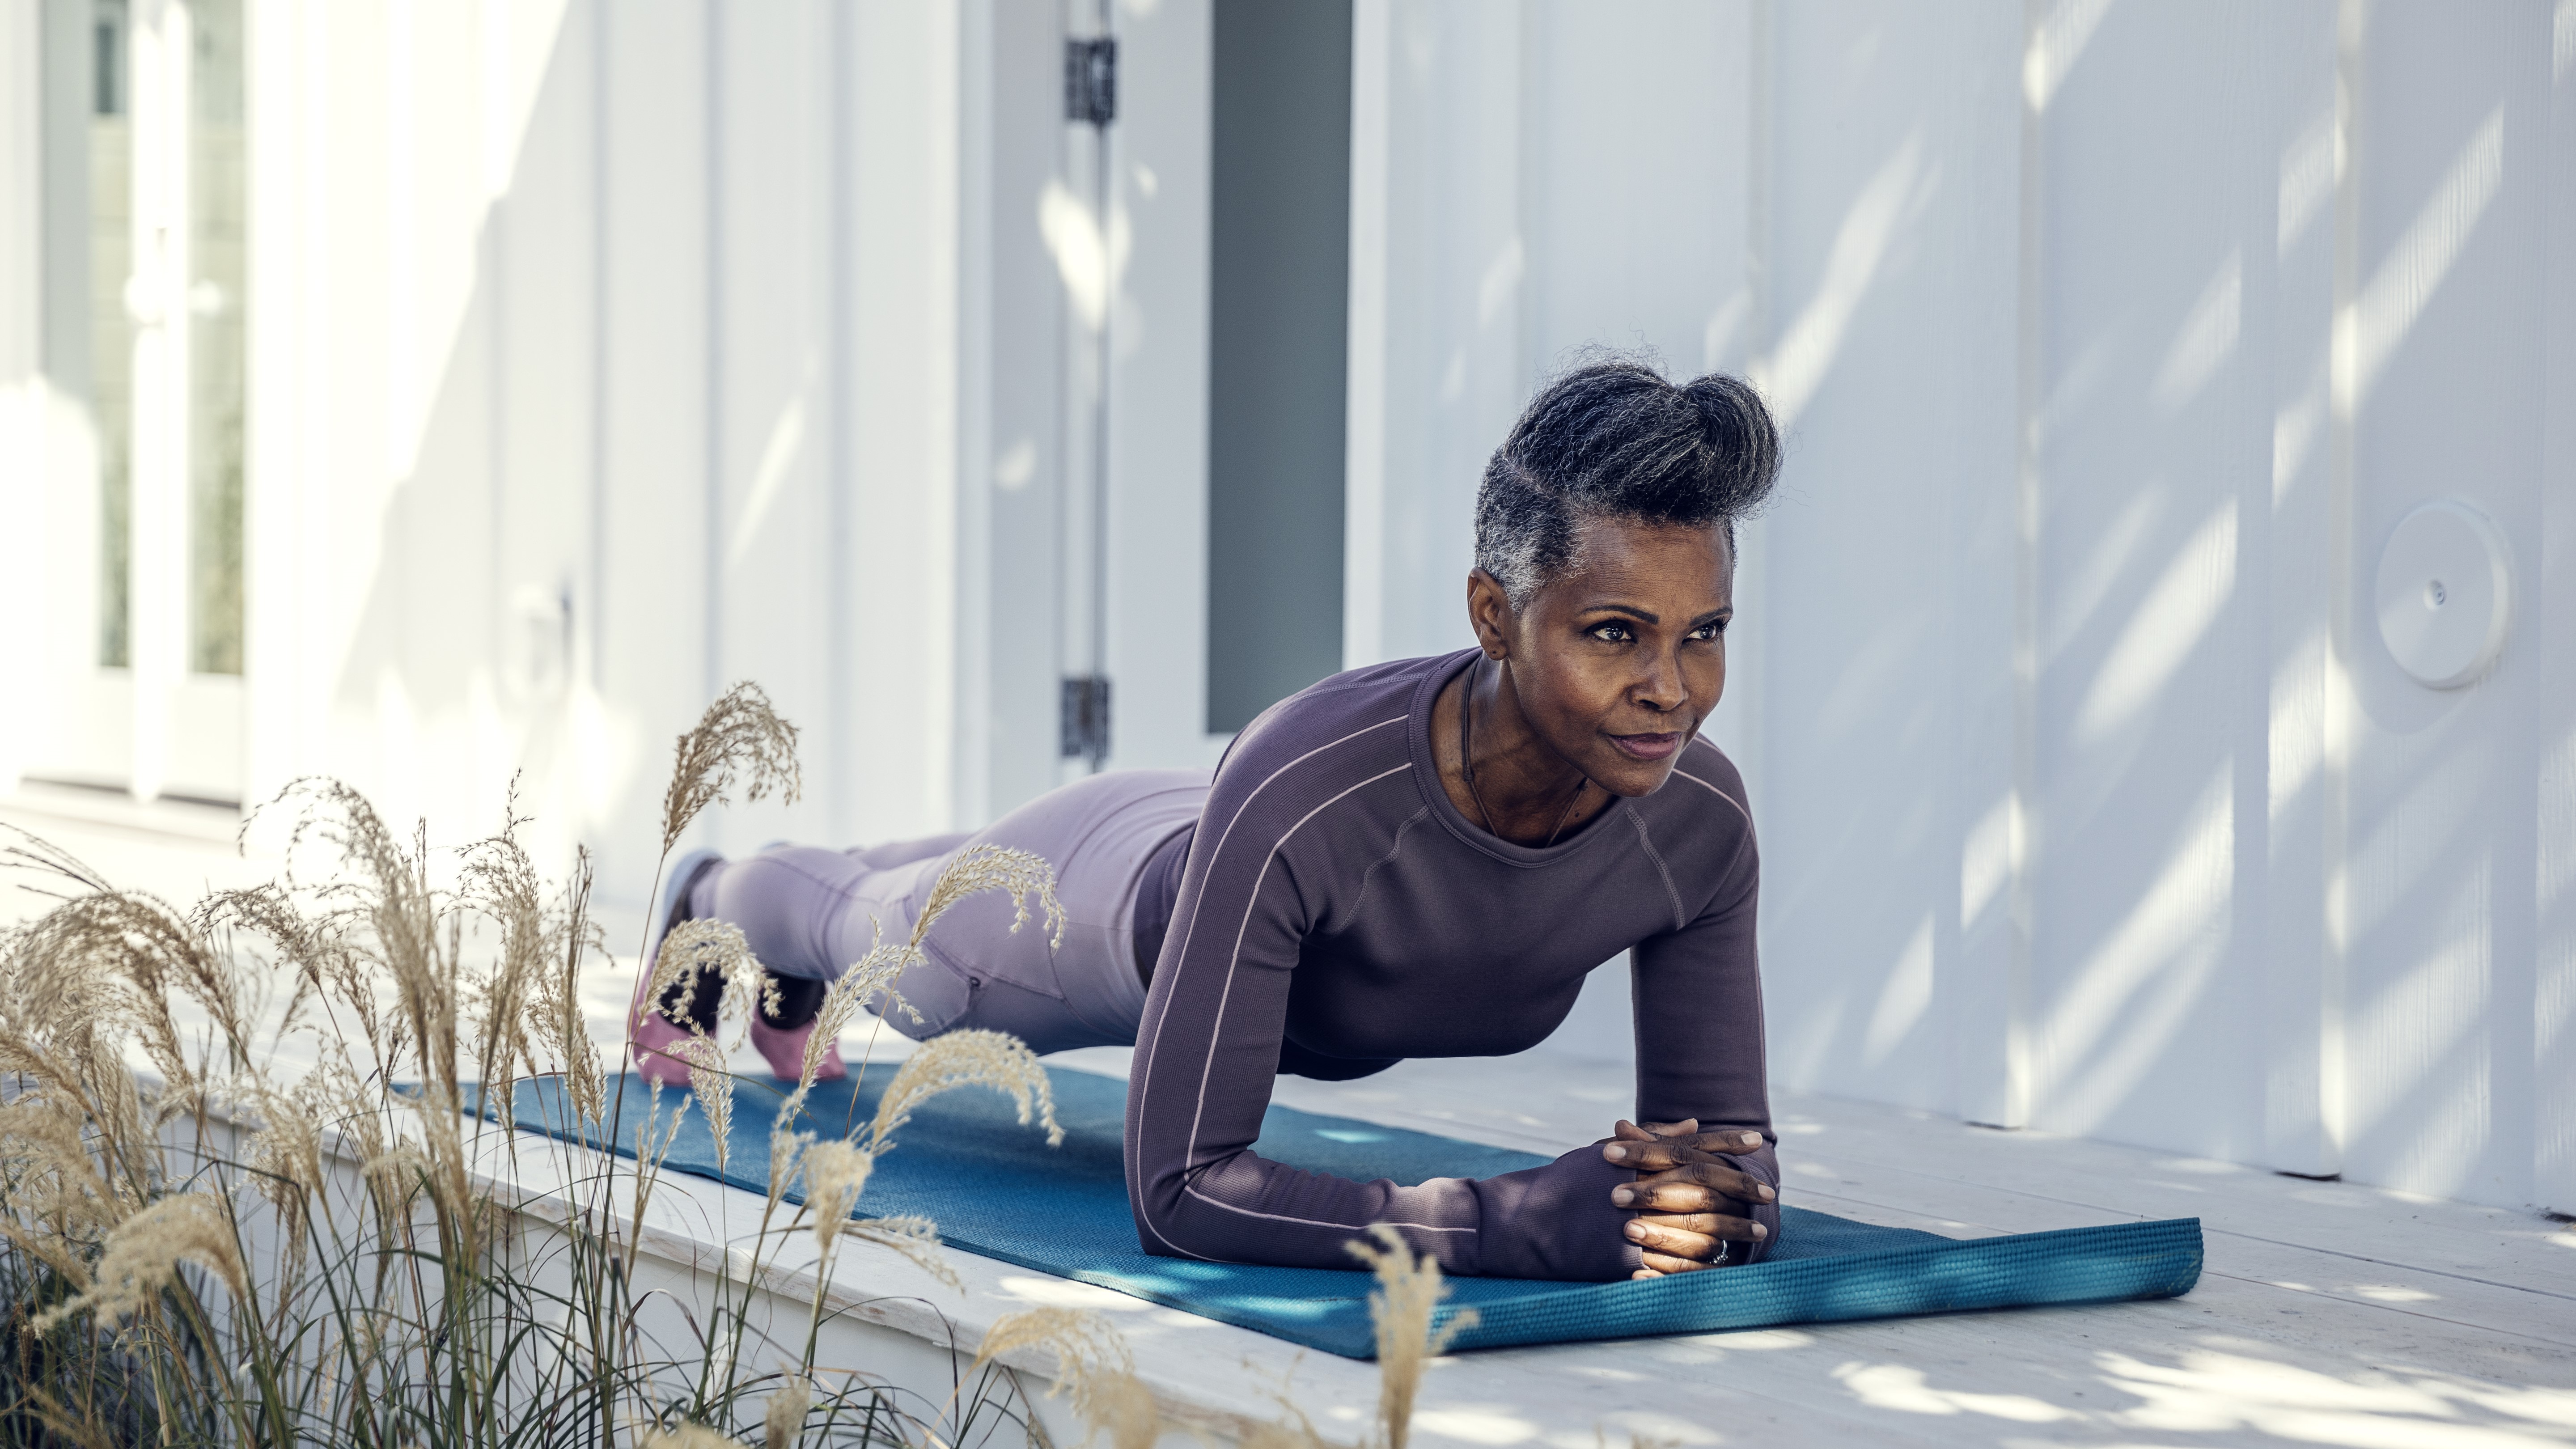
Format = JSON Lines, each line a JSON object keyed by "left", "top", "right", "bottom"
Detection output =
{"left": 1387, "top": 1216, "right": 2206, "bottom": 1361}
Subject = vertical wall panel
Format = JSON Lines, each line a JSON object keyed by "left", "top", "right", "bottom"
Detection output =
{"left": 242, "top": 0, "right": 308, "bottom": 806}
{"left": 369, "top": 0, "right": 499, "bottom": 830}
{"left": 1339, "top": 0, "right": 1389, "bottom": 673}
{"left": 1756, "top": 0, "right": 2021, "bottom": 1118}
{"left": 491, "top": 0, "right": 598, "bottom": 868}
{"left": 842, "top": 0, "right": 962, "bottom": 836}
{"left": 709, "top": 0, "right": 829, "bottom": 851}
{"left": 2538, "top": 0, "right": 2576, "bottom": 1217}
{"left": 964, "top": 0, "right": 1067, "bottom": 822}
{"left": 301, "top": 0, "right": 401, "bottom": 814}
{"left": 2337, "top": 1, "right": 2548, "bottom": 1207}
{"left": 1524, "top": 0, "right": 1760, "bottom": 813}
{"left": 1345, "top": 0, "right": 1528, "bottom": 668}
{"left": 952, "top": 0, "right": 995, "bottom": 826}
{"left": 1524, "top": 1, "right": 1750, "bottom": 382}
{"left": 589, "top": 0, "right": 711, "bottom": 901}
{"left": 2028, "top": 2, "right": 2271, "bottom": 1157}
{"left": 2258, "top": 0, "right": 2344, "bottom": 1178}
{"left": 1097, "top": 0, "right": 1216, "bottom": 773}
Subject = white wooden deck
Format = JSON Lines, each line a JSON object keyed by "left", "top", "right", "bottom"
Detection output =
{"left": 9, "top": 787, "right": 2574, "bottom": 1448}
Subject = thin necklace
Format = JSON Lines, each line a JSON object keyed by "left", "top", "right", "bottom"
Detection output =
{"left": 1460, "top": 657, "right": 1589, "bottom": 847}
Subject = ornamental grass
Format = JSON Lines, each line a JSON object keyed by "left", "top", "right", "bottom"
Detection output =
{"left": 0, "top": 684, "right": 1466, "bottom": 1449}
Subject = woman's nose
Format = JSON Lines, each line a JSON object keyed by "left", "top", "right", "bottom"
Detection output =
{"left": 1633, "top": 652, "right": 1686, "bottom": 711}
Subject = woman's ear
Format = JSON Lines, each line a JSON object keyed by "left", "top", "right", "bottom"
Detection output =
{"left": 1465, "top": 569, "right": 1515, "bottom": 659}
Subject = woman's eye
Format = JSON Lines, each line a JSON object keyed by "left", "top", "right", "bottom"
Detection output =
{"left": 1591, "top": 623, "right": 1634, "bottom": 643}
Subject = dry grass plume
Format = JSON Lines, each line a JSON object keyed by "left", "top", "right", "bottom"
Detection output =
{"left": 31, "top": 1191, "right": 247, "bottom": 1331}
{"left": 868, "top": 1030, "right": 1063, "bottom": 1150}
{"left": 0, "top": 682, "right": 1192, "bottom": 1449}
{"left": 661, "top": 682, "right": 803, "bottom": 853}
{"left": 971, "top": 1308, "right": 1161, "bottom": 1448}
{"left": 1349, "top": 1224, "right": 1478, "bottom": 1449}
{"left": 763, "top": 1374, "right": 814, "bottom": 1449}
{"left": 801, "top": 844, "right": 1066, "bottom": 1093}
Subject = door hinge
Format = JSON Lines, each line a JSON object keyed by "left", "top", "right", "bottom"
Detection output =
{"left": 1061, "top": 675, "right": 1112, "bottom": 763}
{"left": 1065, "top": 37, "right": 1117, "bottom": 126}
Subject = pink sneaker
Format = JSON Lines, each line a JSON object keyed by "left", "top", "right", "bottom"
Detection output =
{"left": 629, "top": 849, "right": 724, "bottom": 1089}
{"left": 629, "top": 1007, "right": 703, "bottom": 1089}
{"left": 750, "top": 1013, "right": 846, "bottom": 1084}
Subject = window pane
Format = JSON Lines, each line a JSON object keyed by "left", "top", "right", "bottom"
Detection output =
{"left": 189, "top": 0, "right": 247, "bottom": 676}
{"left": 92, "top": 0, "right": 132, "bottom": 669}
{"left": 1204, "top": 0, "right": 1352, "bottom": 732}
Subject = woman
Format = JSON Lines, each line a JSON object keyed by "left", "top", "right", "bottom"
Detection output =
{"left": 631, "top": 360, "right": 1782, "bottom": 1282}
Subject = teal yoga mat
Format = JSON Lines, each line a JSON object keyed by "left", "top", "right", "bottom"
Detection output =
{"left": 479, "top": 1065, "right": 2199, "bottom": 1360}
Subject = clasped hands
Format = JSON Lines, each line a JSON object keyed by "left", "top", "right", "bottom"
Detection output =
{"left": 1600, "top": 1118, "right": 1774, "bottom": 1280}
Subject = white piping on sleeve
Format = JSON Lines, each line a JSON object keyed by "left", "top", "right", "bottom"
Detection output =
{"left": 1182, "top": 764, "right": 1414, "bottom": 1174}
{"left": 1670, "top": 765, "right": 1753, "bottom": 826}
{"left": 1182, "top": 1185, "right": 1478, "bottom": 1233}
{"left": 1126, "top": 714, "right": 1408, "bottom": 1257}
{"left": 1346, "top": 805, "right": 1429, "bottom": 925}
{"left": 1624, "top": 811, "right": 1688, "bottom": 932}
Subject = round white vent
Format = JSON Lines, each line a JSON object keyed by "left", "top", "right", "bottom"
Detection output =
{"left": 2375, "top": 501, "right": 2511, "bottom": 689}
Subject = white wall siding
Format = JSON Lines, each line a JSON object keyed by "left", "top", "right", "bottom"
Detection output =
{"left": 199, "top": 0, "right": 1177, "bottom": 901}
{"left": 1344, "top": 0, "right": 2576, "bottom": 1214}
{"left": 236, "top": 0, "right": 985, "bottom": 909}
{"left": 1098, "top": 0, "right": 1216, "bottom": 777}
{"left": 589, "top": 0, "right": 710, "bottom": 897}
{"left": 2029, "top": 0, "right": 2274, "bottom": 1160}
{"left": 841, "top": 1, "right": 966, "bottom": 841}
{"left": 963, "top": 0, "right": 1071, "bottom": 824}
{"left": 2336, "top": 2, "right": 2555, "bottom": 1208}
{"left": 2538, "top": 0, "right": 2576, "bottom": 1222}
{"left": 4, "top": 0, "right": 2568, "bottom": 1217}
{"left": 0, "top": 0, "right": 41, "bottom": 795}
{"left": 1343, "top": 0, "right": 1536, "bottom": 669}
{"left": 709, "top": 0, "right": 828, "bottom": 853}
{"left": 2250, "top": 0, "right": 2346, "bottom": 1183}
{"left": 1754, "top": 1, "right": 2026, "bottom": 1127}
{"left": 1521, "top": 3, "right": 1755, "bottom": 397}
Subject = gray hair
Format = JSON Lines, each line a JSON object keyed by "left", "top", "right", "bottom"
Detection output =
{"left": 1474, "top": 360, "right": 1780, "bottom": 609}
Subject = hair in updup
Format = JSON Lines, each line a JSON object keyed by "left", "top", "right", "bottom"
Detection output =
{"left": 1473, "top": 356, "right": 1780, "bottom": 609}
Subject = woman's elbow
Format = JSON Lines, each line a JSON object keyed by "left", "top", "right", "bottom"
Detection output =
{"left": 1128, "top": 1178, "right": 1213, "bottom": 1261}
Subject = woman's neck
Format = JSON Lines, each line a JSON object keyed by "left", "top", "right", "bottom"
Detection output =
{"left": 1433, "top": 656, "right": 1613, "bottom": 845}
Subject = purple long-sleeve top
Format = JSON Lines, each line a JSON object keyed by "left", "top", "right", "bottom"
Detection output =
{"left": 1122, "top": 649, "right": 1779, "bottom": 1282}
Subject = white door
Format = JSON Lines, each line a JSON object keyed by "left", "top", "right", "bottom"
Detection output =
{"left": 1071, "top": 0, "right": 1225, "bottom": 780}
{"left": 27, "top": 0, "right": 244, "bottom": 806}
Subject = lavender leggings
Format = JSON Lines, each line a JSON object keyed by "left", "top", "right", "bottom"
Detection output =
{"left": 688, "top": 769, "right": 1208, "bottom": 1055}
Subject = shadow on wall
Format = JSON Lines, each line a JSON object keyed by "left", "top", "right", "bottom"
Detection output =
{"left": 303, "top": 2, "right": 661, "bottom": 910}
{"left": 285, "top": 1, "right": 968, "bottom": 922}
{"left": 1741, "top": 0, "right": 2555, "bottom": 1212}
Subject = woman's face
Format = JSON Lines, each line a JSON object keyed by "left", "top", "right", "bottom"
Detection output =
{"left": 1482, "top": 517, "right": 1734, "bottom": 798}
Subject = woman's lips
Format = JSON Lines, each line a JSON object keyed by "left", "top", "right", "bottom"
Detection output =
{"left": 1609, "top": 731, "right": 1684, "bottom": 761}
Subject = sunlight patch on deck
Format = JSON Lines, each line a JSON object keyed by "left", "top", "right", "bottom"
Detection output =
{"left": 1836, "top": 1362, "right": 2078, "bottom": 1424}
{"left": 2101, "top": 1347, "right": 2576, "bottom": 1445}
